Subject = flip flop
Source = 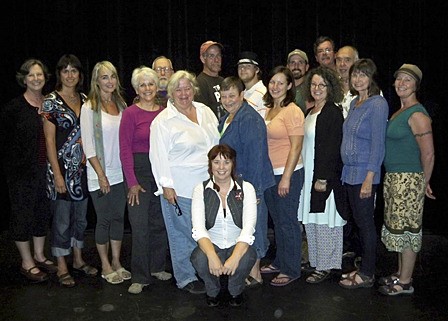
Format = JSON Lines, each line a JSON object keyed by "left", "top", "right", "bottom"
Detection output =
{"left": 245, "top": 276, "right": 263, "bottom": 288}
{"left": 270, "top": 275, "right": 299, "bottom": 287}
{"left": 58, "top": 273, "right": 76, "bottom": 288}
{"left": 260, "top": 264, "right": 280, "bottom": 274}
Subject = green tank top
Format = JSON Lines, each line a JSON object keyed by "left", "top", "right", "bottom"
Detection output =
{"left": 384, "top": 103, "right": 429, "bottom": 173}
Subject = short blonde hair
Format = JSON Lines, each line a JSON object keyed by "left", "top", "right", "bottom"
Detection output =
{"left": 167, "top": 70, "right": 199, "bottom": 99}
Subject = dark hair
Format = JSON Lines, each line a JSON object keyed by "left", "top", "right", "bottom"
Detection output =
{"left": 220, "top": 76, "right": 244, "bottom": 93}
{"left": 16, "top": 58, "right": 50, "bottom": 88}
{"left": 55, "top": 54, "right": 84, "bottom": 92}
{"left": 207, "top": 144, "right": 238, "bottom": 192}
{"left": 313, "top": 36, "right": 336, "bottom": 55}
{"left": 303, "top": 66, "right": 344, "bottom": 104}
{"left": 263, "top": 66, "right": 295, "bottom": 108}
{"left": 349, "top": 58, "right": 380, "bottom": 96}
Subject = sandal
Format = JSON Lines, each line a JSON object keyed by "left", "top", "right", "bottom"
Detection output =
{"left": 260, "top": 264, "right": 280, "bottom": 274}
{"left": 151, "top": 271, "right": 172, "bottom": 281}
{"left": 101, "top": 271, "right": 123, "bottom": 284}
{"left": 73, "top": 264, "right": 98, "bottom": 277}
{"left": 306, "top": 270, "right": 331, "bottom": 284}
{"left": 339, "top": 271, "right": 374, "bottom": 289}
{"left": 116, "top": 267, "right": 132, "bottom": 280}
{"left": 270, "top": 275, "right": 299, "bottom": 287}
{"left": 378, "top": 272, "right": 400, "bottom": 286}
{"left": 378, "top": 279, "right": 414, "bottom": 296}
{"left": 245, "top": 275, "right": 263, "bottom": 288}
{"left": 58, "top": 273, "right": 76, "bottom": 288}
{"left": 20, "top": 266, "right": 48, "bottom": 283}
{"left": 34, "top": 259, "right": 58, "bottom": 274}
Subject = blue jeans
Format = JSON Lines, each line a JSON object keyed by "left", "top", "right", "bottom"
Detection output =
{"left": 253, "top": 195, "right": 269, "bottom": 259}
{"left": 264, "top": 168, "right": 304, "bottom": 278}
{"left": 160, "top": 196, "right": 198, "bottom": 289}
{"left": 345, "top": 183, "right": 377, "bottom": 277}
{"left": 51, "top": 198, "right": 88, "bottom": 257}
{"left": 191, "top": 244, "right": 257, "bottom": 297}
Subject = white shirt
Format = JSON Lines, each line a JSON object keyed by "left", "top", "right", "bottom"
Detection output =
{"left": 149, "top": 100, "right": 219, "bottom": 198}
{"left": 341, "top": 91, "right": 356, "bottom": 119}
{"left": 244, "top": 80, "right": 267, "bottom": 118}
{"left": 80, "top": 102, "right": 123, "bottom": 191}
{"left": 191, "top": 179, "right": 257, "bottom": 249}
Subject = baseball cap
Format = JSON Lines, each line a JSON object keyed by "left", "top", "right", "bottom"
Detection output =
{"left": 287, "top": 49, "right": 308, "bottom": 64}
{"left": 200, "top": 41, "right": 223, "bottom": 56}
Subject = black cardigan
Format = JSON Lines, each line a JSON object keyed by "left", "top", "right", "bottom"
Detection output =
{"left": 307, "top": 102, "right": 348, "bottom": 218}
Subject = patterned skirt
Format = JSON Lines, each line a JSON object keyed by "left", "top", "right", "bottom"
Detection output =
{"left": 381, "top": 172, "right": 425, "bottom": 253}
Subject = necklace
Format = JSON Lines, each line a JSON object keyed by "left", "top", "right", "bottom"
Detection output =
{"left": 60, "top": 92, "right": 78, "bottom": 104}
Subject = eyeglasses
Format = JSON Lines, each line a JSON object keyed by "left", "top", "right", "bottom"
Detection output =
{"left": 316, "top": 48, "right": 333, "bottom": 54}
{"left": 203, "top": 53, "right": 222, "bottom": 60}
{"left": 155, "top": 67, "right": 173, "bottom": 73}
{"left": 173, "top": 199, "right": 183, "bottom": 216}
{"left": 311, "top": 83, "right": 327, "bottom": 89}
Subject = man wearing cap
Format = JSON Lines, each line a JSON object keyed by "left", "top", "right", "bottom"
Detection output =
{"left": 152, "top": 56, "right": 174, "bottom": 108}
{"left": 287, "top": 49, "right": 310, "bottom": 113}
{"left": 196, "top": 40, "right": 225, "bottom": 119}
{"left": 237, "top": 51, "right": 267, "bottom": 118}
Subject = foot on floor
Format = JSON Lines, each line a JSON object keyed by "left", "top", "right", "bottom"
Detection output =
{"left": 260, "top": 264, "right": 280, "bottom": 274}
{"left": 306, "top": 270, "right": 331, "bottom": 284}
{"left": 270, "top": 274, "right": 299, "bottom": 287}
{"left": 378, "top": 279, "right": 414, "bottom": 296}
{"left": 101, "top": 271, "right": 123, "bottom": 284}
{"left": 181, "top": 280, "right": 206, "bottom": 294}
{"left": 116, "top": 267, "right": 132, "bottom": 280}
{"left": 378, "top": 272, "right": 400, "bottom": 286}
{"left": 73, "top": 264, "right": 98, "bottom": 277}
{"left": 151, "top": 271, "right": 172, "bottom": 281}
{"left": 128, "top": 283, "right": 148, "bottom": 294}
{"left": 20, "top": 266, "right": 48, "bottom": 283}
{"left": 245, "top": 275, "right": 263, "bottom": 288}
{"left": 34, "top": 259, "right": 58, "bottom": 274}
{"left": 339, "top": 271, "right": 374, "bottom": 289}
{"left": 58, "top": 273, "right": 76, "bottom": 288}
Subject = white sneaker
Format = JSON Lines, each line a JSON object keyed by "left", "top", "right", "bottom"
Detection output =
{"left": 128, "top": 283, "right": 147, "bottom": 294}
{"left": 151, "top": 271, "right": 172, "bottom": 281}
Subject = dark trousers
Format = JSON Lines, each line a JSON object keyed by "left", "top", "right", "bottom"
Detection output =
{"left": 345, "top": 183, "right": 377, "bottom": 277}
{"left": 191, "top": 244, "right": 256, "bottom": 297}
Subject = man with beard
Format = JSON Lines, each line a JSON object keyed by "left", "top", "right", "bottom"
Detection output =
{"left": 195, "top": 40, "right": 225, "bottom": 119}
{"left": 237, "top": 51, "right": 267, "bottom": 118}
{"left": 286, "top": 49, "right": 310, "bottom": 113}
{"left": 152, "top": 56, "right": 174, "bottom": 107}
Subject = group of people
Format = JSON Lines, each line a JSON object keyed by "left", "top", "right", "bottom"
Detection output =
{"left": 0, "top": 36, "right": 435, "bottom": 307}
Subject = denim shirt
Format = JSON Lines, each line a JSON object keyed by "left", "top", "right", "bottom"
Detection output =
{"left": 218, "top": 101, "right": 275, "bottom": 196}
{"left": 340, "top": 95, "right": 389, "bottom": 185}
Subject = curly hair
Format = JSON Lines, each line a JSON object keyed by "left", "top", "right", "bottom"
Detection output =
{"left": 303, "top": 66, "right": 344, "bottom": 104}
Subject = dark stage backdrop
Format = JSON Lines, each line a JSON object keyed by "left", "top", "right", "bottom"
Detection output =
{"left": 1, "top": 0, "right": 447, "bottom": 233}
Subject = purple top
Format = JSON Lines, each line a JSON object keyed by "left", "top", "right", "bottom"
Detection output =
{"left": 119, "top": 104, "right": 163, "bottom": 187}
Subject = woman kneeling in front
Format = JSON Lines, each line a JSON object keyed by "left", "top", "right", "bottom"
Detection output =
{"left": 190, "top": 144, "right": 257, "bottom": 307}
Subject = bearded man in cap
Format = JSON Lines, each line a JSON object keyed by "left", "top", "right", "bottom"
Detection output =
{"left": 287, "top": 49, "right": 310, "bottom": 113}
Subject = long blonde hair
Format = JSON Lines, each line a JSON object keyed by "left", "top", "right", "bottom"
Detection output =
{"left": 87, "top": 61, "right": 126, "bottom": 112}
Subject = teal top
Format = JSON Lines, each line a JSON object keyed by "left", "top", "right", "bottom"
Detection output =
{"left": 384, "top": 103, "right": 429, "bottom": 173}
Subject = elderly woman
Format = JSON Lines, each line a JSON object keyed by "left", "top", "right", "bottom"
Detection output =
{"left": 119, "top": 66, "right": 171, "bottom": 295}
{"left": 298, "top": 66, "right": 347, "bottom": 284}
{"left": 339, "top": 59, "right": 389, "bottom": 289}
{"left": 261, "top": 66, "right": 305, "bottom": 287}
{"left": 190, "top": 144, "right": 257, "bottom": 307}
{"left": 81, "top": 61, "right": 130, "bottom": 285}
{"left": 218, "top": 76, "right": 275, "bottom": 287}
{"left": 149, "top": 70, "right": 219, "bottom": 294}
{"left": 378, "top": 64, "right": 435, "bottom": 296}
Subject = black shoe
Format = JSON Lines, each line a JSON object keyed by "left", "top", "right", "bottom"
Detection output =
{"left": 206, "top": 295, "right": 220, "bottom": 307}
{"left": 229, "top": 294, "right": 243, "bottom": 307}
{"left": 181, "top": 280, "right": 206, "bottom": 294}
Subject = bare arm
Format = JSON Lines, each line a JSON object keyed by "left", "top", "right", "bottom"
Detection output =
{"left": 43, "top": 118, "right": 66, "bottom": 194}
{"left": 409, "top": 112, "right": 435, "bottom": 199}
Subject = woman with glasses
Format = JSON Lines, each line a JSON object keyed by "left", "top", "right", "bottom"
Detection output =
{"left": 150, "top": 70, "right": 219, "bottom": 294}
{"left": 261, "top": 66, "right": 305, "bottom": 287}
{"left": 298, "top": 66, "right": 347, "bottom": 284}
{"left": 339, "top": 59, "right": 389, "bottom": 289}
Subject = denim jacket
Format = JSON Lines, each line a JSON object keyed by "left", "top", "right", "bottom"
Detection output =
{"left": 218, "top": 101, "right": 275, "bottom": 196}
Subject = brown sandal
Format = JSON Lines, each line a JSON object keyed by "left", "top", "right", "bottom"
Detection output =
{"left": 339, "top": 271, "right": 374, "bottom": 289}
{"left": 378, "top": 279, "right": 414, "bottom": 296}
{"left": 58, "top": 273, "right": 76, "bottom": 288}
